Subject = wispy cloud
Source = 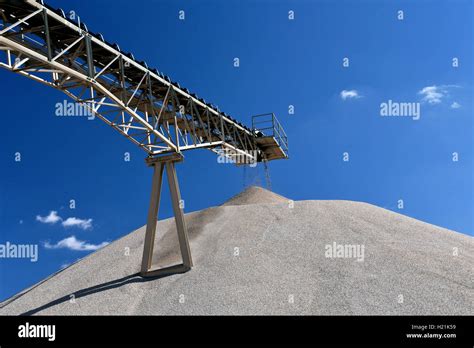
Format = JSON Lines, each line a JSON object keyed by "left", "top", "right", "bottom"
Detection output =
{"left": 62, "top": 217, "right": 93, "bottom": 230}
{"left": 36, "top": 210, "right": 93, "bottom": 230}
{"left": 340, "top": 89, "right": 362, "bottom": 100}
{"left": 451, "top": 101, "right": 461, "bottom": 109}
{"left": 36, "top": 211, "right": 62, "bottom": 224}
{"left": 44, "top": 236, "right": 108, "bottom": 251}
{"left": 418, "top": 85, "right": 460, "bottom": 104}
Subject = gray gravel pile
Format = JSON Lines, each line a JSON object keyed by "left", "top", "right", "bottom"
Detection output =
{"left": 222, "top": 185, "right": 288, "bottom": 206}
{"left": 1, "top": 186, "right": 472, "bottom": 315}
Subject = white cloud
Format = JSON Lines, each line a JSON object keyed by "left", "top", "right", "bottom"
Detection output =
{"left": 418, "top": 85, "right": 460, "bottom": 104}
{"left": 451, "top": 102, "right": 461, "bottom": 109}
{"left": 418, "top": 86, "right": 443, "bottom": 104}
{"left": 62, "top": 217, "right": 93, "bottom": 230}
{"left": 340, "top": 89, "right": 362, "bottom": 100}
{"left": 36, "top": 210, "right": 93, "bottom": 230}
{"left": 36, "top": 211, "right": 62, "bottom": 224}
{"left": 44, "top": 236, "right": 108, "bottom": 251}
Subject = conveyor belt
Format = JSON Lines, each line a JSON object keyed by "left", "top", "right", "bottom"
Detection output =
{"left": 0, "top": 0, "right": 288, "bottom": 163}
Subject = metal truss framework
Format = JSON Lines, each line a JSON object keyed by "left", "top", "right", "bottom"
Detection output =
{"left": 0, "top": 0, "right": 289, "bottom": 275}
{"left": 0, "top": 0, "right": 289, "bottom": 164}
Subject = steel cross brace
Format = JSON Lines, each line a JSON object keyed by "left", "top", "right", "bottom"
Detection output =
{"left": 140, "top": 153, "right": 193, "bottom": 277}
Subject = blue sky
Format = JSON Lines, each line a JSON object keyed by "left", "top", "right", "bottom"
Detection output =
{"left": 0, "top": 0, "right": 472, "bottom": 300}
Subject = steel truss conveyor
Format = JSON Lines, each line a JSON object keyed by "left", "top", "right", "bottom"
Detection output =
{"left": 0, "top": 0, "right": 288, "bottom": 276}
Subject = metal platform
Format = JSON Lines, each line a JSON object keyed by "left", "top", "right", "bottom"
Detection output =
{"left": 252, "top": 113, "right": 289, "bottom": 161}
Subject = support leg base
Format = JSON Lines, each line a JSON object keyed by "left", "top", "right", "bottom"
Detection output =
{"left": 140, "top": 154, "right": 193, "bottom": 277}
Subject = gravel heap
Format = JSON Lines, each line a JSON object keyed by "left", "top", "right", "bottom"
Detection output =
{"left": 1, "top": 187, "right": 472, "bottom": 315}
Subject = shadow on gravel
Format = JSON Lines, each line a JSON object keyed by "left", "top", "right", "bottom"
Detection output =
{"left": 21, "top": 264, "right": 189, "bottom": 315}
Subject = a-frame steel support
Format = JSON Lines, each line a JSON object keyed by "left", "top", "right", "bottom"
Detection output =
{"left": 140, "top": 153, "right": 193, "bottom": 277}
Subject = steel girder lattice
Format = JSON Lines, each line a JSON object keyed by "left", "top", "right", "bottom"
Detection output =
{"left": 0, "top": 0, "right": 287, "bottom": 164}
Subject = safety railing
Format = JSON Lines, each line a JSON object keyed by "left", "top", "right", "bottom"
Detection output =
{"left": 252, "top": 113, "right": 288, "bottom": 158}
